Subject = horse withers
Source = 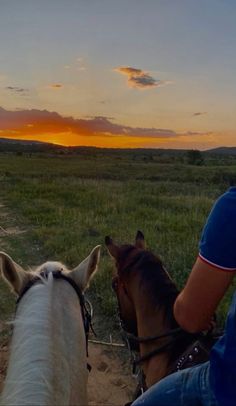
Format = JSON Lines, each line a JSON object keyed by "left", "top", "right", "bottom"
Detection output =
{"left": 0, "top": 246, "right": 100, "bottom": 406}
{"left": 105, "top": 232, "right": 217, "bottom": 392}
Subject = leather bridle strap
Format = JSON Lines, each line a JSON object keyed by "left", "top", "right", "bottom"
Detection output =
{"left": 17, "top": 270, "right": 85, "bottom": 307}
{"left": 134, "top": 336, "right": 184, "bottom": 367}
{"left": 126, "top": 327, "right": 183, "bottom": 343}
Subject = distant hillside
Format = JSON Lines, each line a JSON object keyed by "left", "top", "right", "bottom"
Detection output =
{"left": 0, "top": 138, "right": 43, "bottom": 145}
{"left": 0, "top": 138, "right": 61, "bottom": 153}
{"left": 0, "top": 137, "right": 236, "bottom": 158}
{"left": 0, "top": 137, "right": 187, "bottom": 156}
{"left": 206, "top": 147, "right": 236, "bottom": 155}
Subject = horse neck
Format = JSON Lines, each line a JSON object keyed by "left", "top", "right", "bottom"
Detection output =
{"left": 1, "top": 276, "right": 88, "bottom": 406}
{"left": 129, "top": 272, "right": 178, "bottom": 388}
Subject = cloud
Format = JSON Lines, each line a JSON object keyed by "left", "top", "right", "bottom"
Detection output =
{"left": 114, "top": 66, "right": 171, "bottom": 89}
{"left": 49, "top": 84, "right": 63, "bottom": 89}
{"left": 76, "top": 57, "right": 86, "bottom": 71}
{"left": 5, "top": 86, "right": 29, "bottom": 94}
{"left": 193, "top": 111, "right": 207, "bottom": 117}
{"left": 64, "top": 57, "right": 86, "bottom": 72}
{"left": 0, "top": 106, "right": 205, "bottom": 141}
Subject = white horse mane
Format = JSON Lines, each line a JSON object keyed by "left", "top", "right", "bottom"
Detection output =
{"left": 1, "top": 263, "right": 88, "bottom": 406}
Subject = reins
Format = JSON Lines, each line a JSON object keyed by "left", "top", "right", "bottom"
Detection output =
{"left": 125, "top": 327, "right": 183, "bottom": 343}
{"left": 133, "top": 335, "right": 183, "bottom": 367}
{"left": 121, "top": 320, "right": 187, "bottom": 366}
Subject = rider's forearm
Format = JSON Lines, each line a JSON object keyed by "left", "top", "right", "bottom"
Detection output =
{"left": 173, "top": 292, "right": 212, "bottom": 333}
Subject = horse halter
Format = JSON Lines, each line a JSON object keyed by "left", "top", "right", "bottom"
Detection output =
{"left": 112, "top": 274, "right": 184, "bottom": 366}
{"left": 16, "top": 269, "right": 94, "bottom": 369}
{"left": 112, "top": 275, "right": 139, "bottom": 348}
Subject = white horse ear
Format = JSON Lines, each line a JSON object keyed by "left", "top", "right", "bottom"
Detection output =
{"left": 70, "top": 245, "right": 101, "bottom": 291}
{"left": 0, "top": 252, "right": 30, "bottom": 294}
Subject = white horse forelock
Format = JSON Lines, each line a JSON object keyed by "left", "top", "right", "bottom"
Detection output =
{"left": 1, "top": 267, "right": 88, "bottom": 406}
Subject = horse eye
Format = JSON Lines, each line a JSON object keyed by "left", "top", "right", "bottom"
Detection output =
{"left": 112, "top": 277, "right": 118, "bottom": 291}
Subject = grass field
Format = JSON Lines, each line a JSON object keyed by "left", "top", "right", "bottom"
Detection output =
{"left": 0, "top": 150, "right": 235, "bottom": 329}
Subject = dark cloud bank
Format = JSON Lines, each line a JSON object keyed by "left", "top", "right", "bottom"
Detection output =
{"left": 0, "top": 106, "right": 201, "bottom": 139}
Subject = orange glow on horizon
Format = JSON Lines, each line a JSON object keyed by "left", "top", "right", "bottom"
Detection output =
{"left": 0, "top": 125, "right": 233, "bottom": 150}
{"left": 1, "top": 106, "right": 234, "bottom": 150}
{"left": 0, "top": 131, "right": 171, "bottom": 148}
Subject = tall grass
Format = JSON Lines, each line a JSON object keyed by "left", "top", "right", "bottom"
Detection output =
{"left": 0, "top": 153, "right": 235, "bottom": 325}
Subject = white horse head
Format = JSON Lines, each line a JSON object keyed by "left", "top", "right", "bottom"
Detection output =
{"left": 0, "top": 246, "right": 101, "bottom": 406}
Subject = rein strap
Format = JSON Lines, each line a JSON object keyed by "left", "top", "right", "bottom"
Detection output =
{"left": 126, "top": 327, "right": 183, "bottom": 343}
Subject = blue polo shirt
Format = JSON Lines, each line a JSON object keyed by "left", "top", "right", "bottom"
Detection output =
{"left": 199, "top": 187, "right": 236, "bottom": 406}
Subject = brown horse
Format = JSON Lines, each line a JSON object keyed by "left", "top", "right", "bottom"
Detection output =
{"left": 105, "top": 231, "right": 216, "bottom": 391}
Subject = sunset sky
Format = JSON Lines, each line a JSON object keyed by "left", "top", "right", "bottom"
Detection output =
{"left": 0, "top": 0, "right": 235, "bottom": 149}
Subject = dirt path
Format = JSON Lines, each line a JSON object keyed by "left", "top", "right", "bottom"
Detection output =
{"left": 0, "top": 203, "right": 136, "bottom": 405}
{"left": 88, "top": 343, "right": 135, "bottom": 405}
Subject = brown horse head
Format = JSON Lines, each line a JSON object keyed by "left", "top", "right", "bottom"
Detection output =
{"left": 105, "top": 230, "right": 179, "bottom": 340}
{"left": 105, "top": 231, "right": 186, "bottom": 387}
{"left": 105, "top": 231, "right": 149, "bottom": 335}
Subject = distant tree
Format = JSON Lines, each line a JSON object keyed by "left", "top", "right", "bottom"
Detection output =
{"left": 186, "top": 149, "right": 204, "bottom": 165}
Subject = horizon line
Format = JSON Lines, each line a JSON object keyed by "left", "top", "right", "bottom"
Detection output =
{"left": 0, "top": 136, "right": 232, "bottom": 152}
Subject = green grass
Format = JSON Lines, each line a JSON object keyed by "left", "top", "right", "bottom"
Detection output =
{"left": 0, "top": 152, "right": 235, "bottom": 327}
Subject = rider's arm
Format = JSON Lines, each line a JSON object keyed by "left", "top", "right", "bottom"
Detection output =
{"left": 174, "top": 256, "right": 235, "bottom": 333}
{"left": 174, "top": 188, "right": 236, "bottom": 333}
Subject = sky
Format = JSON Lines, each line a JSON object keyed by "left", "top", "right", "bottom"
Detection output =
{"left": 0, "top": 0, "right": 235, "bottom": 150}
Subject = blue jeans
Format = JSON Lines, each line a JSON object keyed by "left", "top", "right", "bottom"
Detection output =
{"left": 132, "top": 362, "right": 218, "bottom": 406}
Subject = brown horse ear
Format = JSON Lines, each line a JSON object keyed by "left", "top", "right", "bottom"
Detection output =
{"left": 135, "top": 230, "right": 146, "bottom": 249}
{"left": 105, "top": 236, "right": 120, "bottom": 260}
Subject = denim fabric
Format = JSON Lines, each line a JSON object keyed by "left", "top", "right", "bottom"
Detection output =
{"left": 210, "top": 292, "right": 236, "bottom": 406}
{"left": 132, "top": 362, "right": 218, "bottom": 406}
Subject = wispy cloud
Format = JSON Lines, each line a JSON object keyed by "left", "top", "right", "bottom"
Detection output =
{"left": 64, "top": 57, "right": 86, "bottom": 72}
{"left": 76, "top": 57, "right": 86, "bottom": 71}
{"left": 5, "top": 86, "right": 29, "bottom": 94}
{"left": 0, "top": 106, "right": 205, "bottom": 140}
{"left": 193, "top": 111, "right": 207, "bottom": 117}
{"left": 114, "top": 66, "right": 171, "bottom": 90}
{"left": 49, "top": 84, "right": 63, "bottom": 89}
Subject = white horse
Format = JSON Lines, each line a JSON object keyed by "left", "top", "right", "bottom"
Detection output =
{"left": 0, "top": 246, "right": 100, "bottom": 406}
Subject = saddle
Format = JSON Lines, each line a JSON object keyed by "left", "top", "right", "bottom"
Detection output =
{"left": 124, "top": 329, "right": 223, "bottom": 406}
{"left": 171, "top": 329, "right": 222, "bottom": 372}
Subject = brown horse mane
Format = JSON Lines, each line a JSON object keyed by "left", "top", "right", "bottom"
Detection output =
{"left": 117, "top": 244, "right": 179, "bottom": 327}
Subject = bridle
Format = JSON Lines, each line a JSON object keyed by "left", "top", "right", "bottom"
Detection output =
{"left": 112, "top": 273, "right": 188, "bottom": 401}
{"left": 112, "top": 275, "right": 185, "bottom": 367}
{"left": 16, "top": 269, "right": 94, "bottom": 370}
{"left": 112, "top": 273, "right": 220, "bottom": 391}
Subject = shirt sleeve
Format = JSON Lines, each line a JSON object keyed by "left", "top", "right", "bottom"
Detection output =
{"left": 199, "top": 190, "right": 236, "bottom": 271}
